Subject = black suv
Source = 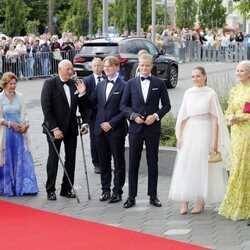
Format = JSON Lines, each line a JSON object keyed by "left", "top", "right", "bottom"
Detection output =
{"left": 73, "top": 37, "right": 178, "bottom": 88}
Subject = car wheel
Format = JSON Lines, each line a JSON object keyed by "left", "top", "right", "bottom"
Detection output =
{"left": 166, "top": 65, "right": 178, "bottom": 89}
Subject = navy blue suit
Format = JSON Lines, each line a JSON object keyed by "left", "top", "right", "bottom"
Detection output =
{"left": 83, "top": 74, "right": 103, "bottom": 168}
{"left": 120, "top": 75, "right": 171, "bottom": 198}
{"left": 91, "top": 77, "right": 128, "bottom": 195}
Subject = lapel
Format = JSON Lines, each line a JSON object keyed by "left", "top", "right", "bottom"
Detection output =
{"left": 56, "top": 76, "right": 73, "bottom": 108}
{"left": 56, "top": 77, "right": 68, "bottom": 105}
{"left": 136, "top": 77, "right": 146, "bottom": 103}
{"left": 106, "top": 79, "right": 120, "bottom": 103}
{"left": 145, "top": 81, "right": 153, "bottom": 103}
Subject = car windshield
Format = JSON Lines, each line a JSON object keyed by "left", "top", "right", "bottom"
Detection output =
{"left": 80, "top": 43, "right": 119, "bottom": 55}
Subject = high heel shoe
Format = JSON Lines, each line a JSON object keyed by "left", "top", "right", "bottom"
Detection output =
{"left": 180, "top": 202, "right": 189, "bottom": 215}
{"left": 191, "top": 200, "right": 205, "bottom": 214}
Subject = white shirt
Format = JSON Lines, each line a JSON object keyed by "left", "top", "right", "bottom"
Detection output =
{"left": 106, "top": 75, "right": 118, "bottom": 100}
{"left": 140, "top": 76, "right": 150, "bottom": 102}
{"left": 59, "top": 76, "right": 71, "bottom": 107}
{"left": 93, "top": 73, "right": 104, "bottom": 85}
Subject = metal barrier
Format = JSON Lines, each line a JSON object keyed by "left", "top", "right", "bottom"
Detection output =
{"left": 0, "top": 50, "right": 79, "bottom": 79}
{"left": 163, "top": 40, "right": 249, "bottom": 63}
{"left": 0, "top": 41, "right": 249, "bottom": 80}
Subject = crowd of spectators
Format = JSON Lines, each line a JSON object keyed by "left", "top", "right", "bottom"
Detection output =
{"left": 0, "top": 27, "right": 249, "bottom": 79}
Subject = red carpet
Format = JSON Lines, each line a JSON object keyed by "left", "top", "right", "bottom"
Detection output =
{"left": 0, "top": 200, "right": 209, "bottom": 250}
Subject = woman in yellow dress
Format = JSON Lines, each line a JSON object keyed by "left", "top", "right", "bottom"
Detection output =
{"left": 219, "top": 60, "right": 250, "bottom": 222}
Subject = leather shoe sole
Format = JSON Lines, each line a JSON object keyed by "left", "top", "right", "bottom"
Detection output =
{"left": 47, "top": 192, "right": 57, "bottom": 201}
{"left": 94, "top": 166, "right": 101, "bottom": 174}
{"left": 60, "top": 191, "right": 76, "bottom": 198}
{"left": 149, "top": 198, "right": 162, "bottom": 207}
{"left": 99, "top": 192, "right": 110, "bottom": 201}
{"left": 109, "top": 194, "right": 122, "bottom": 203}
{"left": 123, "top": 198, "right": 136, "bottom": 208}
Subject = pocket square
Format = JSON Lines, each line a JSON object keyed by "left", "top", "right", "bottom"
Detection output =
{"left": 113, "top": 92, "right": 120, "bottom": 94}
{"left": 152, "top": 88, "right": 159, "bottom": 91}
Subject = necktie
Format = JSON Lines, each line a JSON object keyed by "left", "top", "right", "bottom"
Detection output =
{"left": 141, "top": 76, "right": 151, "bottom": 81}
{"left": 97, "top": 76, "right": 102, "bottom": 82}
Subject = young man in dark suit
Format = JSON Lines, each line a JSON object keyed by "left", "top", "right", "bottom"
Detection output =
{"left": 41, "top": 59, "right": 88, "bottom": 201}
{"left": 120, "top": 53, "right": 171, "bottom": 208}
{"left": 83, "top": 57, "right": 105, "bottom": 174}
{"left": 87, "top": 56, "right": 127, "bottom": 203}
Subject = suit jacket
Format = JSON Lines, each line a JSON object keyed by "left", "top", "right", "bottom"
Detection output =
{"left": 91, "top": 76, "right": 128, "bottom": 137}
{"left": 41, "top": 76, "right": 87, "bottom": 136}
{"left": 120, "top": 75, "right": 171, "bottom": 134}
{"left": 82, "top": 74, "right": 98, "bottom": 123}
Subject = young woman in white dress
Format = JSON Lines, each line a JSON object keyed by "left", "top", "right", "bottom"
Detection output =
{"left": 168, "top": 66, "right": 230, "bottom": 215}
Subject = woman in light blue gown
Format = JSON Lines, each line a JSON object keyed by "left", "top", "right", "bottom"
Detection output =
{"left": 0, "top": 72, "right": 38, "bottom": 196}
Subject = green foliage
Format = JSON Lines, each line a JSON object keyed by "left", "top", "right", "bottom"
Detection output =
{"left": 208, "top": 74, "right": 236, "bottom": 112}
{"left": 176, "top": 0, "right": 197, "bottom": 29}
{"left": 5, "top": 0, "right": 30, "bottom": 36}
{"left": 26, "top": 20, "right": 40, "bottom": 35}
{"left": 232, "top": 0, "right": 250, "bottom": 19}
{"left": 23, "top": 0, "right": 47, "bottom": 33}
{"left": 198, "top": 0, "right": 227, "bottom": 29}
{"left": 160, "top": 113, "right": 177, "bottom": 147}
{"left": 111, "top": 0, "right": 151, "bottom": 34}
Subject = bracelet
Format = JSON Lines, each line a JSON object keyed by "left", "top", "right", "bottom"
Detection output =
{"left": 8, "top": 121, "right": 11, "bottom": 128}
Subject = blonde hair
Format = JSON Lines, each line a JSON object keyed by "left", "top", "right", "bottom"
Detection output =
{"left": 138, "top": 53, "right": 153, "bottom": 63}
{"left": 0, "top": 72, "right": 17, "bottom": 89}
{"left": 237, "top": 60, "right": 250, "bottom": 72}
{"left": 103, "top": 56, "right": 120, "bottom": 66}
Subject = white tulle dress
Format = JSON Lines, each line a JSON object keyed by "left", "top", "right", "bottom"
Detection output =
{"left": 168, "top": 86, "right": 230, "bottom": 203}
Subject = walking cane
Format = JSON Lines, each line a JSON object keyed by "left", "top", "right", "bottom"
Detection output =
{"left": 77, "top": 116, "right": 91, "bottom": 200}
{"left": 42, "top": 123, "right": 81, "bottom": 203}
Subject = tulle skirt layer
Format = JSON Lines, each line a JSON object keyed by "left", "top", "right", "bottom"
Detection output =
{"left": 169, "top": 115, "right": 227, "bottom": 203}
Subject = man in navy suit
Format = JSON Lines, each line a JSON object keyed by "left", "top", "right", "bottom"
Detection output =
{"left": 120, "top": 53, "right": 171, "bottom": 208}
{"left": 87, "top": 56, "right": 127, "bottom": 203}
{"left": 83, "top": 57, "right": 105, "bottom": 174}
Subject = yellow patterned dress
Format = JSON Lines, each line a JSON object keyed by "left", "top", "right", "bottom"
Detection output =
{"left": 219, "top": 82, "right": 250, "bottom": 220}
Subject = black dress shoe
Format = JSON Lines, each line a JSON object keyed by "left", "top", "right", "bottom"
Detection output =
{"left": 109, "top": 193, "right": 122, "bottom": 203}
{"left": 99, "top": 191, "right": 110, "bottom": 201}
{"left": 47, "top": 191, "right": 57, "bottom": 201}
{"left": 123, "top": 197, "right": 136, "bottom": 208}
{"left": 149, "top": 196, "right": 162, "bottom": 207}
{"left": 247, "top": 220, "right": 250, "bottom": 226}
{"left": 60, "top": 190, "right": 76, "bottom": 198}
{"left": 94, "top": 166, "right": 101, "bottom": 174}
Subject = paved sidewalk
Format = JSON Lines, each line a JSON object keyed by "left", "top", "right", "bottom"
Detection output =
{"left": 1, "top": 72, "right": 250, "bottom": 250}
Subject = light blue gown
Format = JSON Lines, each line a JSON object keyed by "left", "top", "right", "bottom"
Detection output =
{"left": 0, "top": 94, "right": 38, "bottom": 196}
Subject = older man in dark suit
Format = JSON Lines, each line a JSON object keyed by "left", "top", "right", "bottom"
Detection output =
{"left": 120, "top": 53, "right": 171, "bottom": 208}
{"left": 41, "top": 59, "right": 87, "bottom": 201}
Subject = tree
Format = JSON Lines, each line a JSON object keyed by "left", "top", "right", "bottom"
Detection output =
{"left": 5, "top": 0, "right": 30, "bottom": 36}
{"left": 176, "top": 0, "right": 197, "bottom": 29}
{"left": 61, "top": 0, "right": 88, "bottom": 36}
{"left": 23, "top": 0, "right": 48, "bottom": 34}
{"left": 232, "top": 0, "right": 250, "bottom": 19}
{"left": 198, "top": 0, "right": 227, "bottom": 29}
{"left": 111, "top": 0, "right": 152, "bottom": 34}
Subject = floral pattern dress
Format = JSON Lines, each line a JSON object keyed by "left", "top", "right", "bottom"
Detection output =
{"left": 219, "top": 82, "right": 250, "bottom": 220}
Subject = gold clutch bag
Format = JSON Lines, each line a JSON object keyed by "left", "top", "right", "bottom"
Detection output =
{"left": 208, "top": 151, "right": 222, "bottom": 163}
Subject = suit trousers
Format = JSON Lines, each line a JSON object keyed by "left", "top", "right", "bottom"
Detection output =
{"left": 89, "top": 116, "right": 100, "bottom": 167}
{"left": 46, "top": 133, "right": 77, "bottom": 193}
{"left": 128, "top": 129, "right": 160, "bottom": 198}
{"left": 95, "top": 133, "right": 126, "bottom": 195}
